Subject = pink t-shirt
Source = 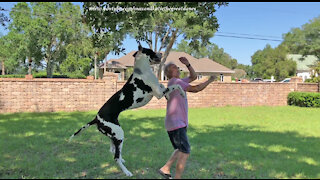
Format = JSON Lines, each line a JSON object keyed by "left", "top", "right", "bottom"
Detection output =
{"left": 165, "top": 77, "right": 191, "bottom": 131}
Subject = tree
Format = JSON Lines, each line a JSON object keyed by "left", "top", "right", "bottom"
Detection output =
{"left": 282, "top": 15, "right": 320, "bottom": 59}
{"left": 282, "top": 15, "right": 320, "bottom": 81}
{"left": 0, "top": 31, "right": 31, "bottom": 75}
{"left": 9, "top": 2, "right": 43, "bottom": 75}
{"left": 251, "top": 44, "right": 296, "bottom": 81}
{"left": 310, "top": 61, "right": 320, "bottom": 83}
{"left": 0, "top": 6, "right": 10, "bottom": 27}
{"left": 173, "top": 39, "right": 210, "bottom": 59}
{"left": 233, "top": 69, "right": 247, "bottom": 80}
{"left": 60, "top": 42, "right": 92, "bottom": 78}
{"left": 35, "top": 2, "right": 84, "bottom": 78}
{"left": 91, "top": 31, "right": 127, "bottom": 79}
{"left": 83, "top": 2, "right": 228, "bottom": 79}
{"left": 0, "top": 36, "right": 9, "bottom": 75}
{"left": 174, "top": 39, "right": 243, "bottom": 70}
{"left": 83, "top": 2, "right": 130, "bottom": 79}
{"left": 9, "top": 2, "right": 84, "bottom": 78}
{"left": 237, "top": 64, "right": 253, "bottom": 79}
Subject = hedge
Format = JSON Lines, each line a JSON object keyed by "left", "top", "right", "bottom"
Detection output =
{"left": 0, "top": 73, "right": 86, "bottom": 79}
{"left": 287, "top": 92, "right": 320, "bottom": 107}
{"left": 0, "top": 74, "right": 25, "bottom": 78}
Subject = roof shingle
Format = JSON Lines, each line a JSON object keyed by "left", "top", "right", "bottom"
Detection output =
{"left": 101, "top": 51, "right": 234, "bottom": 74}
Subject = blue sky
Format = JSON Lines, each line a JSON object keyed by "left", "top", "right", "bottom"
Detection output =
{"left": 1, "top": 2, "right": 319, "bottom": 66}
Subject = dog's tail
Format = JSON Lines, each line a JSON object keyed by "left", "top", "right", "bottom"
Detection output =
{"left": 68, "top": 117, "right": 97, "bottom": 142}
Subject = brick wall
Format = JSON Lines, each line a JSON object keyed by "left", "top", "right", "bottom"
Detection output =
{"left": 128, "top": 81, "right": 298, "bottom": 109}
{"left": 297, "top": 83, "right": 319, "bottom": 92}
{"left": 0, "top": 74, "right": 117, "bottom": 113}
{"left": 0, "top": 74, "right": 318, "bottom": 113}
{"left": 114, "top": 78, "right": 318, "bottom": 109}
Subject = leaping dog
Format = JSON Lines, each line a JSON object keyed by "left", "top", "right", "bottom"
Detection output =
{"left": 69, "top": 45, "right": 186, "bottom": 176}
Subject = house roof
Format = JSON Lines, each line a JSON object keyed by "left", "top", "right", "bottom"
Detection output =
{"left": 99, "top": 59, "right": 127, "bottom": 69}
{"left": 287, "top": 54, "right": 318, "bottom": 71}
{"left": 110, "top": 51, "right": 136, "bottom": 67}
{"left": 100, "top": 51, "right": 234, "bottom": 74}
{"left": 233, "top": 69, "right": 247, "bottom": 76}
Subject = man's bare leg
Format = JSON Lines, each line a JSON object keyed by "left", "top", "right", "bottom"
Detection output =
{"left": 174, "top": 151, "right": 189, "bottom": 179}
{"left": 160, "top": 149, "right": 179, "bottom": 175}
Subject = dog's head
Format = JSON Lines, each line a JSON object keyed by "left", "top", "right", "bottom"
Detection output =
{"left": 132, "top": 45, "right": 162, "bottom": 65}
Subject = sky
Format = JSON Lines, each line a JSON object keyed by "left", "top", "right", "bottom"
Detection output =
{"left": 1, "top": 2, "right": 319, "bottom": 66}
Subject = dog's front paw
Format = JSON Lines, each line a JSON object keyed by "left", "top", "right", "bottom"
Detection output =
{"left": 180, "top": 91, "right": 186, "bottom": 98}
{"left": 177, "top": 87, "right": 186, "bottom": 98}
{"left": 165, "top": 94, "right": 170, "bottom": 101}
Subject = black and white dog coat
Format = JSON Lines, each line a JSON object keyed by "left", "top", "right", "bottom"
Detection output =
{"left": 69, "top": 45, "right": 186, "bottom": 176}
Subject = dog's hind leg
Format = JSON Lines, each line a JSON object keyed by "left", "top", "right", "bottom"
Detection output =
{"left": 109, "top": 138, "right": 126, "bottom": 163}
{"left": 110, "top": 139, "right": 115, "bottom": 154}
{"left": 112, "top": 137, "right": 132, "bottom": 176}
{"left": 96, "top": 115, "right": 131, "bottom": 175}
{"left": 107, "top": 125, "right": 131, "bottom": 176}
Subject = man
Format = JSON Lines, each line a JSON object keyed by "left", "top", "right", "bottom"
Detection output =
{"left": 159, "top": 57, "right": 216, "bottom": 179}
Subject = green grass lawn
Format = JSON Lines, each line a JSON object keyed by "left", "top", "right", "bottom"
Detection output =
{"left": 0, "top": 106, "right": 319, "bottom": 179}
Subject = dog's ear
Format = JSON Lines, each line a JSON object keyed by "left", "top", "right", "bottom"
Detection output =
{"left": 138, "top": 44, "right": 143, "bottom": 52}
{"left": 133, "top": 43, "right": 142, "bottom": 57}
{"left": 132, "top": 51, "right": 138, "bottom": 57}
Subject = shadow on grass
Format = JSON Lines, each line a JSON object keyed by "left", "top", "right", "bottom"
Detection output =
{"left": 0, "top": 111, "right": 319, "bottom": 179}
{"left": 187, "top": 124, "right": 320, "bottom": 178}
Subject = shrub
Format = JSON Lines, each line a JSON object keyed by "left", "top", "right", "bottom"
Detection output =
{"left": 65, "top": 73, "right": 86, "bottom": 79}
{"left": 305, "top": 77, "right": 320, "bottom": 83}
{"left": 33, "top": 71, "right": 85, "bottom": 79}
{"left": 0, "top": 74, "right": 25, "bottom": 78}
{"left": 0, "top": 72, "right": 86, "bottom": 79}
{"left": 287, "top": 92, "right": 320, "bottom": 107}
{"left": 33, "top": 72, "right": 68, "bottom": 78}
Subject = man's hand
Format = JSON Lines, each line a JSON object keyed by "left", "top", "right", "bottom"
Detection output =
{"left": 179, "top": 57, "right": 190, "bottom": 66}
{"left": 186, "top": 75, "right": 216, "bottom": 93}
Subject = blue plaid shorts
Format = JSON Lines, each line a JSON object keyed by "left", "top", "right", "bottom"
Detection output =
{"left": 167, "top": 127, "right": 190, "bottom": 154}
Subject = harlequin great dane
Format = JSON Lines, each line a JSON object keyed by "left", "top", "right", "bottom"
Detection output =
{"left": 69, "top": 45, "right": 186, "bottom": 176}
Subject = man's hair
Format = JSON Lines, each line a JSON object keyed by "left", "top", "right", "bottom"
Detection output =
{"left": 164, "top": 63, "right": 175, "bottom": 78}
